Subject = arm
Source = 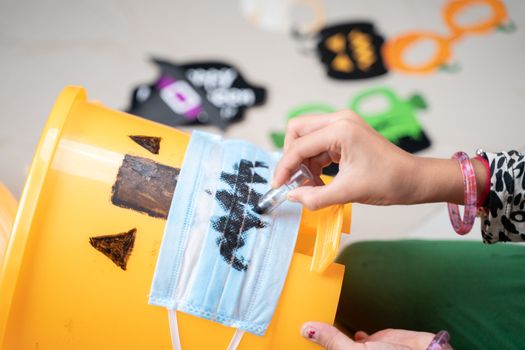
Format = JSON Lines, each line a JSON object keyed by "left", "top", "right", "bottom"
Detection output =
{"left": 480, "top": 151, "right": 525, "bottom": 243}
{"left": 273, "top": 110, "right": 525, "bottom": 244}
{"left": 273, "top": 110, "right": 487, "bottom": 209}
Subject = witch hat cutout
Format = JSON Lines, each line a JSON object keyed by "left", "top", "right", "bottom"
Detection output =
{"left": 129, "top": 135, "right": 161, "bottom": 154}
{"left": 127, "top": 58, "right": 266, "bottom": 130}
{"left": 89, "top": 228, "right": 136, "bottom": 270}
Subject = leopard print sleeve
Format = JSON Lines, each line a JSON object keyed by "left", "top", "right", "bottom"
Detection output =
{"left": 481, "top": 150, "right": 525, "bottom": 243}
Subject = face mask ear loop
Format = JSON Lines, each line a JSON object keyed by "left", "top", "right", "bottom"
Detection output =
{"left": 226, "top": 329, "right": 245, "bottom": 350}
{"left": 168, "top": 309, "right": 182, "bottom": 350}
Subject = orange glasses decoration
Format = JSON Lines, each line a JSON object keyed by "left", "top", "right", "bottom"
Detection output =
{"left": 383, "top": 0, "right": 511, "bottom": 74}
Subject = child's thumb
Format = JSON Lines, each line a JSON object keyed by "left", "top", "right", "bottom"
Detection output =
{"left": 288, "top": 183, "right": 346, "bottom": 211}
{"left": 301, "top": 322, "right": 356, "bottom": 350}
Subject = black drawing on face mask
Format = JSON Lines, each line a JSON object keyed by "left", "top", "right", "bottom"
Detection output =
{"left": 212, "top": 159, "right": 268, "bottom": 271}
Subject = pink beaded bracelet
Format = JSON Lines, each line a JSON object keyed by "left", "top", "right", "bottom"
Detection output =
{"left": 427, "top": 330, "right": 453, "bottom": 350}
{"left": 447, "top": 152, "right": 477, "bottom": 235}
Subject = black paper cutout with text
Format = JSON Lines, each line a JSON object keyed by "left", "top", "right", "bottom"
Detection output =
{"left": 127, "top": 59, "right": 266, "bottom": 130}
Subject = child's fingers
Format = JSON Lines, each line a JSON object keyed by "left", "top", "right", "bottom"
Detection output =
{"left": 304, "top": 153, "right": 334, "bottom": 180}
{"left": 283, "top": 111, "right": 354, "bottom": 152}
{"left": 301, "top": 322, "right": 359, "bottom": 350}
{"left": 273, "top": 126, "right": 336, "bottom": 188}
{"left": 354, "top": 331, "right": 369, "bottom": 342}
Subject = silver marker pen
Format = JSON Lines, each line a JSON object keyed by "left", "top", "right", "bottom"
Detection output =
{"left": 255, "top": 164, "right": 313, "bottom": 214}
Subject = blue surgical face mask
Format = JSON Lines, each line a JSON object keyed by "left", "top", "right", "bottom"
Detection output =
{"left": 149, "top": 131, "right": 302, "bottom": 349}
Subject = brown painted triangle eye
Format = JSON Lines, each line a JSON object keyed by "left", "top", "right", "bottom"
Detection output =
{"left": 89, "top": 228, "right": 136, "bottom": 270}
{"left": 129, "top": 135, "right": 162, "bottom": 154}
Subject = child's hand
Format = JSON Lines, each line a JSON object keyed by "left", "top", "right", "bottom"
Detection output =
{"left": 273, "top": 110, "right": 467, "bottom": 210}
{"left": 301, "top": 322, "right": 437, "bottom": 350}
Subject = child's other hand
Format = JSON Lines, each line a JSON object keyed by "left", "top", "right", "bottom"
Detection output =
{"left": 301, "top": 322, "right": 437, "bottom": 350}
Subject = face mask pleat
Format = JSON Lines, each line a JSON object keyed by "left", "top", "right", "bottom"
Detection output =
{"left": 176, "top": 142, "right": 223, "bottom": 305}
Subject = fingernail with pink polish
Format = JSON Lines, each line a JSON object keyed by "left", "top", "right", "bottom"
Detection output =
{"left": 301, "top": 325, "right": 318, "bottom": 340}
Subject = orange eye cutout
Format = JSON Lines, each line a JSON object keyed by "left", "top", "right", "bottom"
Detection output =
{"left": 444, "top": 0, "right": 508, "bottom": 37}
{"left": 383, "top": 0, "right": 508, "bottom": 74}
{"left": 383, "top": 32, "right": 452, "bottom": 74}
